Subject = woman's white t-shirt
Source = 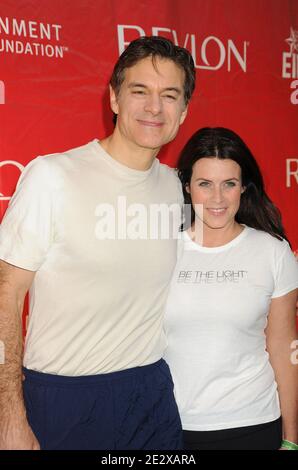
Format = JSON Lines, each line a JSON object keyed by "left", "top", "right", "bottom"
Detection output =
{"left": 164, "top": 226, "right": 298, "bottom": 431}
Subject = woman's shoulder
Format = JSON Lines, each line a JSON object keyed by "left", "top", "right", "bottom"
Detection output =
{"left": 245, "top": 226, "right": 291, "bottom": 255}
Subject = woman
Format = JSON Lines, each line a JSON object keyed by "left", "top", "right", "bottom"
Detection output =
{"left": 164, "top": 127, "right": 298, "bottom": 450}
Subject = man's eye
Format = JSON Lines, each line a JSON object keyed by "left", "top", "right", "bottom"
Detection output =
{"left": 163, "top": 95, "right": 176, "bottom": 100}
{"left": 132, "top": 90, "right": 145, "bottom": 95}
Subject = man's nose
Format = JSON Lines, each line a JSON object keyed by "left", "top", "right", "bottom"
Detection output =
{"left": 144, "top": 94, "right": 162, "bottom": 115}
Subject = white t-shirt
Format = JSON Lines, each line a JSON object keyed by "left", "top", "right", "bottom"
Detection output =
{"left": 0, "top": 140, "right": 183, "bottom": 376}
{"left": 164, "top": 226, "right": 298, "bottom": 431}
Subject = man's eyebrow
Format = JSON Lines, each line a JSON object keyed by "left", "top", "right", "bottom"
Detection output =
{"left": 128, "top": 83, "right": 147, "bottom": 89}
{"left": 128, "top": 83, "right": 182, "bottom": 94}
{"left": 162, "top": 87, "right": 182, "bottom": 94}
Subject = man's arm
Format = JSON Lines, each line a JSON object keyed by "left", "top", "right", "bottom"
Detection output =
{"left": 0, "top": 259, "right": 39, "bottom": 450}
{"left": 266, "top": 289, "right": 298, "bottom": 446}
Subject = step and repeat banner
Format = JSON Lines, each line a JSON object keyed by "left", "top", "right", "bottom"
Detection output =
{"left": 0, "top": 0, "right": 297, "bottom": 248}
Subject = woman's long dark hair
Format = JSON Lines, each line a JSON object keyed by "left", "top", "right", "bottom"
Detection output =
{"left": 177, "top": 127, "right": 288, "bottom": 243}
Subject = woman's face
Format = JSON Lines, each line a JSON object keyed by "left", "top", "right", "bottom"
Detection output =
{"left": 186, "top": 157, "right": 245, "bottom": 231}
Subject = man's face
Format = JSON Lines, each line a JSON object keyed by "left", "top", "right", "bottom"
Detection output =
{"left": 110, "top": 56, "right": 188, "bottom": 152}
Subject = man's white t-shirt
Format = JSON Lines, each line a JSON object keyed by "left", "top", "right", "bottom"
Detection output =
{"left": 164, "top": 226, "right": 298, "bottom": 430}
{"left": 0, "top": 140, "right": 183, "bottom": 376}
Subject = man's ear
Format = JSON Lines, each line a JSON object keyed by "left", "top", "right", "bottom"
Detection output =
{"left": 109, "top": 85, "right": 119, "bottom": 115}
{"left": 179, "top": 104, "right": 188, "bottom": 125}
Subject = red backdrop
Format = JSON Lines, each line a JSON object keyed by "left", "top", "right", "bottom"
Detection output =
{"left": 0, "top": 0, "right": 297, "bottom": 247}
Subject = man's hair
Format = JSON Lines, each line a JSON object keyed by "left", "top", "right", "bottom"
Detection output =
{"left": 110, "top": 36, "right": 196, "bottom": 105}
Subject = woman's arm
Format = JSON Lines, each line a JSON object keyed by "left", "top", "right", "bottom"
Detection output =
{"left": 265, "top": 289, "right": 298, "bottom": 444}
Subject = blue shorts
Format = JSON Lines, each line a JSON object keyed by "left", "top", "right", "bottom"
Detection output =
{"left": 23, "top": 359, "right": 182, "bottom": 450}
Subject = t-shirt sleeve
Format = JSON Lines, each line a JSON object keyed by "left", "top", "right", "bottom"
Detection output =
{"left": 0, "top": 157, "right": 56, "bottom": 271}
{"left": 271, "top": 241, "right": 298, "bottom": 298}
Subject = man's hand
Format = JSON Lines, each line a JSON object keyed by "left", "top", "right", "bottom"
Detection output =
{"left": 0, "top": 415, "right": 40, "bottom": 450}
{"left": 0, "top": 260, "right": 38, "bottom": 450}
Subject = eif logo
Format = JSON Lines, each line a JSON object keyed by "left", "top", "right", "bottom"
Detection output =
{"left": 282, "top": 27, "right": 298, "bottom": 79}
{"left": 0, "top": 80, "right": 4, "bottom": 104}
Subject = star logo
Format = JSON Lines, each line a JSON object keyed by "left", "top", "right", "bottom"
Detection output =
{"left": 285, "top": 27, "right": 298, "bottom": 54}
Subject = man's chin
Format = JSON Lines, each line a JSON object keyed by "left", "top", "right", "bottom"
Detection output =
{"left": 135, "top": 139, "right": 164, "bottom": 151}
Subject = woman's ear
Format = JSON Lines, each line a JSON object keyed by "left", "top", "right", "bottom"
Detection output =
{"left": 185, "top": 183, "right": 190, "bottom": 194}
{"left": 241, "top": 186, "right": 246, "bottom": 194}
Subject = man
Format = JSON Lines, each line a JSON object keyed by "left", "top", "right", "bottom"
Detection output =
{"left": 0, "top": 36, "right": 195, "bottom": 450}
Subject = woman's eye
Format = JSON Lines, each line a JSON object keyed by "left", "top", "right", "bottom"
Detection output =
{"left": 225, "top": 181, "right": 236, "bottom": 187}
{"left": 198, "top": 181, "right": 210, "bottom": 187}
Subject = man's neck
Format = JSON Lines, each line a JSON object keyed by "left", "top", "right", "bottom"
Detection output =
{"left": 100, "top": 130, "right": 159, "bottom": 171}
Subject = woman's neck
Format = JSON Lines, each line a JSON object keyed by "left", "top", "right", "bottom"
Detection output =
{"left": 189, "top": 220, "right": 244, "bottom": 247}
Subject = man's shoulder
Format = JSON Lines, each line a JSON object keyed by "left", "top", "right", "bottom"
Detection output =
{"left": 39, "top": 139, "right": 97, "bottom": 166}
{"left": 157, "top": 162, "right": 183, "bottom": 203}
{"left": 19, "top": 140, "right": 98, "bottom": 189}
{"left": 158, "top": 162, "right": 180, "bottom": 181}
